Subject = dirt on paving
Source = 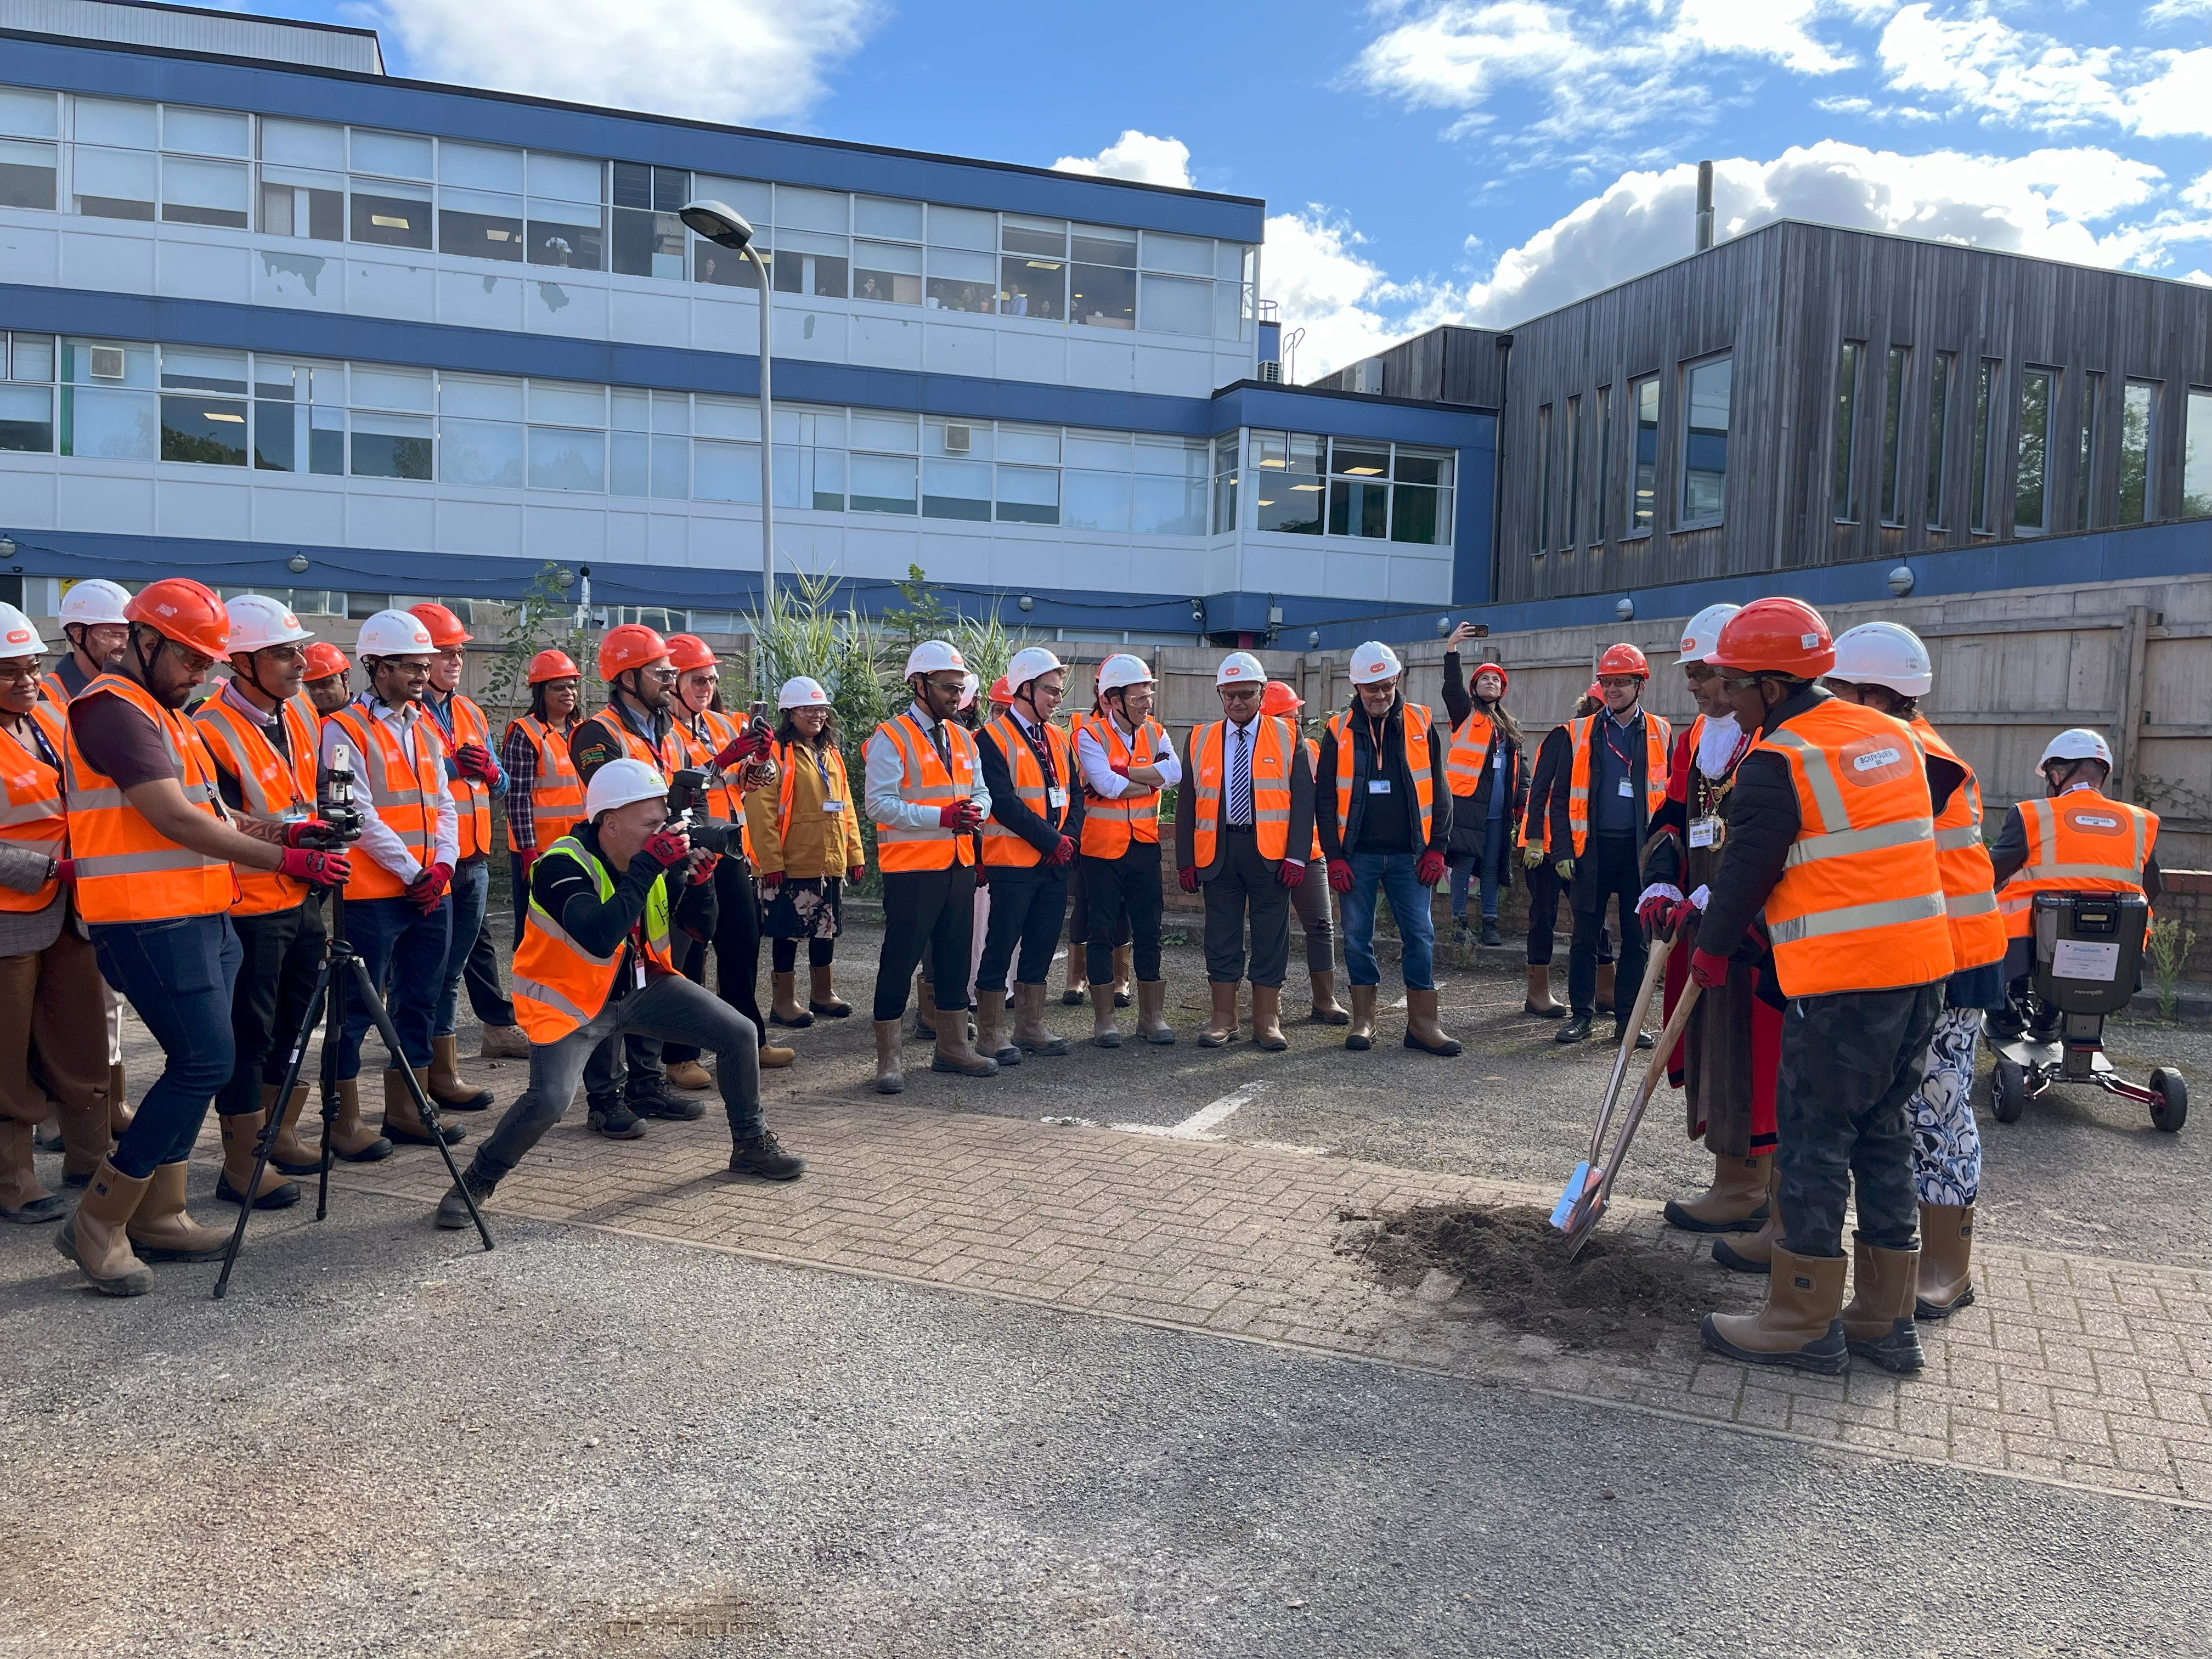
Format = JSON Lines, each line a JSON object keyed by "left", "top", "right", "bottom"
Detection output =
{"left": 1341, "top": 1203, "right": 1761, "bottom": 1357}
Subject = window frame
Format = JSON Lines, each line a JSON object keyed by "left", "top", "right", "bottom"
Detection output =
{"left": 1678, "top": 353, "right": 1731, "bottom": 530}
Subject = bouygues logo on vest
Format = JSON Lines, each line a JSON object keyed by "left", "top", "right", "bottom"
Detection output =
{"left": 1839, "top": 734, "right": 1912, "bottom": 787}
{"left": 2064, "top": 808, "right": 2126, "bottom": 837}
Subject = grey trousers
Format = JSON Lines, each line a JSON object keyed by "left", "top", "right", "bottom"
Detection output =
{"left": 471, "top": 972, "right": 764, "bottom": 1182}
{"left": 1200, "top": 827, "right": 1292, "bottom": 988}
{"left": 1289, "top": 854, "right": 1335, "bottom": 974}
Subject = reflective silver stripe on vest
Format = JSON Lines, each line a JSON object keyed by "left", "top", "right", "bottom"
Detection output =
{"left": 1933, "top": 823, "right": 1983, "bottom": 851}
{"left": 1783, "top": 815, "right": 1934, "bottom": 868}
{"left": 510, "top": 975, "right": 596, "bottom": 1029}
{"left": 1768, "top": 890, "right": 1948, "bottom": 944}
{"left": 1763, "top": 727, "right": 1848, "bottom": 833}
{"left": 877, "top": 718, "right": 964, "bottom": 843}
{"left": 1946, "top": 889, "right": 1999, "bottom": 918}
{"left": 75, "top": 847, "right": 228, "bottom": 878}
{"left": 0, "top": 798, "right": 62, "bottom": 827}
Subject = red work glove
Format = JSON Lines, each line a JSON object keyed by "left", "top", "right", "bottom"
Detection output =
{"left": 279, "top": 846, "right": 352, "bottom": 887}
{"left": 757, "top": 869, "right": 783, "bottom": 893}
{"left": 972, "top": 863, "right": 990, "bottom": 889}
{"left": 53, "top": 857, "right": 74, "bottom": 886}
{"left": 1689, "top": 948, "right": 1731, "bottom": 989}
{"left": 283, "top": 817, "right": 343, "bottom": 848}
{"left": 686, "top": 851, "right": 718, "bottom": 886}
{"left": 519, "top": 849, "right": 535, "bottom": 877}
{"left": 847, "top": 864, "right": 865, "bottom": 886}
{"left": 712, "top": 729, "right": 771, "bottom": 771}
{"left": 453, "top": 742, "right": 496, "bottom": 782}
{"left": 1177, "top": 866, "right": 1199, "bottom": 894}
{"left": 1327, "top": 857, "right": 1354, "bottom": 894}
{"left": 405, "top": 860, "right": 452, "bottom": 911}
{"left": 1668, "top": 896, "right": 1701, "bottom": 935}
{"left": 937, "top": 801, "right": 983, "bottom": 831}
{"left": 1637, "top": 884, "right": 1682, "bottom": 933}
{"left": 641, "top": 827, "right": 691, "bottom": 868}
{"left": 1047, "top": 836, "right": 1076, "bottom": 868}
{"left": 1415, "top": 849, "right": 1446, "bottom": 887}
{"left": 1273, "top": 857, "right": 1303, "bottom": 888}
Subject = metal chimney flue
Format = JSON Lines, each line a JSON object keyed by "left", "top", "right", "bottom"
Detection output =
{"left": 1695, "top": 160, "right": 1714, "bottom": 252}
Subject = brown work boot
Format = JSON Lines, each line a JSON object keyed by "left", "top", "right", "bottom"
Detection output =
{"left": 1915, "top": 1203, "right": 1976, "bottom": 1319}
{"left": 109, "top": 1063, "right": 133, "bottom": 1136}
{"left": 1198, "top": 981, "right": 1240, "bottom": 1048}
{"left": 1135, "top": 980, "right": 1175, "bottom": 1045}
{"left": 1308, "top": 970, "right": 1349, "bottom": 1025}
{"left": 1841, "top": 1235, "right": 1927, "bottom": 1373}
{"left": 808, "top": 964, "right": 851, "bottom": 1019}
{"left": 663, "top": 1058, "right": 715, "bottom": 1091}
{"left": 770, "top": 971, "right": 813, "bottom": 1028}
{"left": 1250, "top": 984, "right": 1288, "bottom": 1051}
{"left": 975, "top": 987, "right": 1020, "bottom": 1066}
{"left": 913, "top": 973, "right": 939, "bottom": 1038}
{"left": 931, "top": 1007, "right": 1000, "bottom": 1078}
{"left": 478, "top": 1023, "right": 530, "bottom": 1059}
{"left": 215, "top": 1111, "right": 301, "bottom": 1210}
{"left": 1665, "top": 1154, "right": 1770, "bottom": 1234}
{"left": 872, "top": 1019, "right": 906, "bottom": 1094}
{"left": 58, "top": 1066, "right": 115, "bottom": 1188}
{"left": 330, "top": 1077, "right": 393, "bottom": 1162}
{"left": 1595, "top": 962, "right": 1616, "bottom": 1014}
{"left": 1110, "top": 944, "right": 1133, "bottom": 1008}
{"left": 125, "top": 1161, "right": 230, "bottom": 1263}
{"left": 427, "top": 1034, "right": 494, "bottom": 1111}
{"left": 1060, "top": 955, "right": 1088, "bottom": 1007}
{"left": 1015, "top": 983, "right": 1070, "bottom": 1056}
{"left": 1713, "top": 1157, "right": 1784, "bottom": 1273}
{"left": 1091, "top": 984, "right": 1123, "bottom": 1048}
{"left": 0, "top": 1118, "right": 65, "bottom": 1224}
{"left": 1701, "top": 1244, "right": 1850, "bottom": 1374}
{"left": 1345, "top": 984, "right": 1378, "bottom": 1051}
{"left": 1523, "top": 963, "right": 1566, "bottom": 1019}
{"left": 268, "top": 1085, "right": 323, "bottom": 1175}
{"left": 54, "top": 1159, "right": 154, "bottom": 1296}
{"left": 1403, "top": 986, "right": 1462, "bottom": 1057}
{"left": 758, "top": 1035, "right": 797, "bottom": 1069}
{"left": 382, "top": 1068, "right": 465, "bottom": 1147}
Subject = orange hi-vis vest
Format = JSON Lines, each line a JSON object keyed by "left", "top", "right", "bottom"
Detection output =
{"left": 326, "top": 702, "right": 444, "bottom": 902}
{"left": 1444, "top": 708, "right": 1499, "bottom": 798}
{"left": 0, "top": 702, "right": 69, "bottom": 914}
{"left": 510, "top": 833, "right": 674, "bottom": 1042}
{"left": 1079, "top": 712, "right": 1169, "bottom": 859}
{"left": 1188, "top": 715, "right": 1295, "bottom": 866}
{"left": 433, "top": 692, "right": 495, "bottom": 861}
{"left": 872, "top": 710, "right": 980, "bottom": 872}
{"left": 1756, "top": 700, "right": 1955, "bottom": 997}
{"left": 1328, "top": 702, "right": 1436, "bottom": 850}
{"left": 586, "top": 702, "right": 678, "bottom": 772}
{"left": 192, "top": 691, "right": 319, "bottom": 916}
{"left": 1565, "top": 707, "right": 1672, "bottom": 856}
{"left": 980, "top": 712, "right": 1074, "bottom": 867}
{"left": 1300, "top": 736, "right": 1324, "bottom": 860}
{"left": 61, "top": 674, "right": 236, "bottom": 924}
{"left": 1997, "top": 788, "right": 2158, "bottom": 939}
{"left": 38, "top": 669, "right": 72, "bottom": 706}
{"left": 1911, "top": 716, "right": 2006, "bottom": 971}
{"left": 675, "top": 708, "right": 754, "bottom": 861}
{"left": 504, "top": 715, "right": 584, "bottom": 854}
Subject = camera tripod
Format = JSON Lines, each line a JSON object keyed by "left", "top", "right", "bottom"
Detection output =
{"left": 213, "top": 885, "right": 492, "bottom": 1299}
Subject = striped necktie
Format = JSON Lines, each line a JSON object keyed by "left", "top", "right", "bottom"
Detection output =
{"left": 1229, "top": 721, "right": 1252, "bottom": 826}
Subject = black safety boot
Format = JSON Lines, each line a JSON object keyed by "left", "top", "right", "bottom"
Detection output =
{"left": 586, "top": 1095, "right": 647, "bottom": 1139}
{"left": 1616, "top": 1023, "right": 1655, "bottom": 1052}
{"left": 727, "top": 1130, "right": 804, "bottom": 1182}
{"left": 1481, "top": 919, "right": 1504, "bottom": 947}
{"left": 627, "top": 1077, "right": 706, "bottom": 1121}
{"left": 436, "top": 1160, "right": 502, "bottom": 1229}
{"left": 1555, "top": 1012, "right": 1593, "bottom": 1044}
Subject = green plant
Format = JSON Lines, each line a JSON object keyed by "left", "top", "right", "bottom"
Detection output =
{"left": 2147, "top": 917, "right": 2197, "bottom": 1020}
{"left": 952, "top": 611, "right": 1018, "bottom": 704}
{"left": 482, "top": 561, "right": 592, "bottom": 718}
{"left": 878, "top": 562, "right": 958, "bottom": 659}
{"left": 742, "top": 567, "right": 894, "bottom": 859}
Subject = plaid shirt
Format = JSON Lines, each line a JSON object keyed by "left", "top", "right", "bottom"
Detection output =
{"left": 500, "top": 719, "right": 543, "bottom": 851}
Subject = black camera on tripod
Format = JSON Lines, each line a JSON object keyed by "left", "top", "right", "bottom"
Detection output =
{"left": 315, "top": 742, "right": 366, "bottom": 844}
{"left": 665, "top": 766, "right": 738, "bottom": 855}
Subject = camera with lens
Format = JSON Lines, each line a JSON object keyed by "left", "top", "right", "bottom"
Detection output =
{"left": 665, "top": 766, "right": 737, "bottom": 855}
{"left": 314, "top": 743, "right": 366, "bottom": 844}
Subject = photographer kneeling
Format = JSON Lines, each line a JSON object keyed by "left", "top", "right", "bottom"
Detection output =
{"left": 435, "top": 759, "right": 801, "bottom": 1227}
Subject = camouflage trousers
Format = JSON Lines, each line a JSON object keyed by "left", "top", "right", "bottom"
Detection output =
{"left": 1776, "top": 983, "right": 1945, "bottom": 1259}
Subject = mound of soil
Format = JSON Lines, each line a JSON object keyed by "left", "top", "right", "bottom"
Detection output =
{"left": 1343, "top": 1203, "right": 1756, "bottom": 1356}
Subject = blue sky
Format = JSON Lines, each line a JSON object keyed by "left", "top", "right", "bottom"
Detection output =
{"left": 261, "top": 0, "right": 2207, "bottom": 375}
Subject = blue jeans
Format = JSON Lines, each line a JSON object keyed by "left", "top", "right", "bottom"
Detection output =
{"left": 1342, "top": 851, "right": 1436, "bottom": 990}
{"left": 435, "top": 857, "right": 498, "bottom": 1037}
{"left": 1448, "top": 814, "right": 1509, "bottom": 923}
{"left": 337, "top": 893, "right": 450, "bottom": 1079}
{"left": 92, "top": 913, "right": 241, "bottom": 1178}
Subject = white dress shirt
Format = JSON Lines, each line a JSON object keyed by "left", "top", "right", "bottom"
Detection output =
{"left": 1076, "top": 713, "right": 1181, "bottom": 799}
{"left": 319, "top": 695, "right": 459, "bottom": 882}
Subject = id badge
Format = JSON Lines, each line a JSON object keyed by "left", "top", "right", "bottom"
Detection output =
{"left": 821, "top": 799, "right": 845, "bottom": 813}
{"left": 1368, "top": 778, "right": 1392, "bottom": 794}
{"left": 1047, "top": 786, "right": 1068, "bottom": 809}
{"left": 1617, "top": 777, "right": 1634, "bottom": 798}
{"left": 1690, "top": 815, "right": 1724, "bottom": 849}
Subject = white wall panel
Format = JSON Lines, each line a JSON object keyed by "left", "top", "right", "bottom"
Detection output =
{"left": 522, "top": 500, "right": 605, "bottom": 561}
{"left": 839, "top": 522, "right": 923, "bottom": 581}
{"left": 156, "top": 474, "right": 251, "bottom": 538}
{"left": 0, "top": 464, "right": 58, "bottom": 527}
{"left": 1134, "top": 345, "right": 1210, "bottom": 398}
{"left": 0, "top": 219, "right": 59, "bottom": 286}
{"left": 251, "top": 245, "right": 341, "bottom": 310}
{"left": 154, "top": 236, "right": 251, "bottom": 304}
{"left": 437, "top": 497, "right": 523, "bottom": 556}
{"left": 437, "top": 269, "right": 524, "bottom": 332}
{"left": 1128, "top": 544, "right": 1195, "bottom": 596}
{"left": 923, "top": 320, "right": 994, "bottom": 379}
{"left": 250, "top": 479, "right": 344, "bottom": 545}
{"left": 772, "top": 306, "right": 845, "bottom": 362}
{"left": 849, "top": 312, "right": 921, "bottom": 371}
{"left": 996, "top": 330, "right": 1066, "bottom": 386}
{"left": 1066, "top": 337, "right": 1135, "bottom": 392}
{"left": 58, "top": 469, "right": 154, "bottom": 532}
{"left": 346, "top": 486, "right": 435, "bottom": 550}
{"left": 346, "top": 257, "right": 435, "bottom": 322}
{"left": 524, "top": 276, "right": 605, "bottom": 339}
{"left": 1386, "top": 556, "right": 1449, "bottom": 603}
{"left": 603, "top": 507, "right": 647, "bottom": 561}
{"left": 609, "top": 285, "right": 689, "bottom": 348}
{"left": 59, "top": 228, "right": 153, "bottom": 294}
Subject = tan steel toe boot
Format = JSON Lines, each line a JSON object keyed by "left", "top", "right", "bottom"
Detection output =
{"left": 266, "top": 1084, "right": 323, "bottom": 1175}
{"left": 1523, "top": 964, "right": 1565, "bottom": 1019}
{"left": 215, "top": 1110, "right": 301, "bottom": 1210}
{"left": 1914, "top": 1203, "right": 1976, "bottom": 1319}
{"left": 427, "top": 1034, "right": 494, "bottom": 1110}
{"left": 1110, "top": 944, "right": 1133, "bottom": 1008}
{"left": 1091, "top": 984, "right": 1123, "bottom": 1048}
{"left": 1700, "top": 1245, "right": 1849, "bottom": 1374}
{"left": 769, "top": 971, "right": 812, "bottom": 1028}
{"left": 1665, "top": 1154, "right": 1770, "bottom": 1234}
{"left": 1345, "top": 984, "right": 1378, "bottom": 1051}
{"left": 872, "top": 1019, "right": 905, "bottom": 1095}
{"left": 1403, "top": 987, "right": 1462, "bottom": 1056}
{"left": 1199, "top": 981, "right": 1240, "bottom": 1048}
{"left": 1250, "top": 984, "right": 1288, "bottom": 1051}
{"left": 1713, "top": 1157, "right": 1784, "bottom": 1273}
{"left": 663, "top": 1058, "right": 715, "bottom": 1090}
{"left": 808, "top": 964, "right": 851, "bottom": 1018}
{"left": 478, "top": 1023, "right": 530, "bottom": 1059}
{"left": 329, "top": 1077, "right": 393, "bottom": 1161}
{"left": 975, "top": 987, "right": 1019, "bottom": 1065}
{"left": 1594, "top": 961, "right": 1616, "bottom": 1013}
{"left": 1014, "top": 983, "right": 1070, "bottom": 1056}
{"left": 54, "top": 1159, "right": 154, "bottom": 1295}
{"left": 1308, "top": 970, "right": 1348, "bottom": 1025}
{"left": 931, "top": 1003, "right": 1000, "bottom": 1077}
{"left": 125, "top": 1161, "right": 230, "bottom": 1262}
{"left": 0, "top": 1118, "right": 64, "bottom": 1224}
{"left": 1841, "top": 1236, "right": 1927, "bottom": 1373}
{"left": 1135, "top": 980, "right": 1175, "bottom": 1045}
{"left": 381, "top": 1068, "right": 465, "bottom": 1147}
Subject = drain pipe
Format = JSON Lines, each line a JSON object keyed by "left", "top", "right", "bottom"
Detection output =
{"left": 1695, "top": 161, "right": 1714, "bottom": 252}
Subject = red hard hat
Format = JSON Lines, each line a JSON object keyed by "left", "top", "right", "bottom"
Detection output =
{"left": 408, "top": 601, "right": 472, "bottom": 648}
{"left": 665, "top": 633, "right": 718, "bottom": 673}
{"left": 302, "top": 641, "right": 351, "bottom": 682}
{"left": 1469, "top": 661, "right": 1510, "bottom": 692}
{"left": 125, "top": 578, "right": 229, "bottom": 659}
{"left": 1260, "top": 680, "right": 1304, "bottom": 717}
{"left": 1710, "top": 597, "right": 1835, "bottom": 679}
{"left": 597, "top": 623, "right": 668, "bottom": 680}
{"left": 526, "top": 647, "right": 581, "bottom": 685}
{"left": 1585, "top": 681, "right": 1604, "bottom": 701}
{"left": 988, "top": 675, "right": 1013, "bottom": 707}
{"left": 1595, "top": 642, "right": 1649, "bottom": 680}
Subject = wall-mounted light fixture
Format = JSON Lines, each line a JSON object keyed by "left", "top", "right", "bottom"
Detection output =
{"left": 1615, "top": 596, "right": 1635, "bottom": 622}
{"left": 1887, "top": 564, "right": 1916, "bottom": 598}
{"left": 1018, "top": 594, "right": 1034, "bottom": 612}
{"left": 286, "top": 553, "right": 309, "bottom": 574}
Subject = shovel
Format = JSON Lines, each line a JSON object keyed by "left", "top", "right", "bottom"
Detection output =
{"left": 1558, "top": 980, "right": 1705, "bottom": 1261}
{"left": 1549, "top": 929, "right": 1676, "bottom": 1234}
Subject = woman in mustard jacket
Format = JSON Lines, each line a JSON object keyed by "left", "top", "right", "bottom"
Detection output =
{"left": 745, "top": 677, "right": 868, "bottom": 1026}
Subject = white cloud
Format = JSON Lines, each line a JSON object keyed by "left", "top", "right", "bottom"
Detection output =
{"left": 1876, "top": 5, "right": 2212, "bottom": 138}
{"left": 1050, "top": 131, "right": 1194, "bottom": 190}
{"left": 376, "top": 0, "right": 876, "bottom": 127}
{"left": 1261, "top": 208, "right": 1404, "bottom": 381}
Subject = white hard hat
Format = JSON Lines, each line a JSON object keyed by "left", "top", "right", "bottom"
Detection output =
{"left": 2038, "top": 729, "right": 2113, "bottom": 776}
{"left": 1003, "top": 645, "right": 1065, "bottom": 695}
{"left": 957, "top": 670, "right": 979, "bottom": 711}
{"left": 355, "top": 609, "right": 436, "bottom": 660}
{"left": 584, "top": 757, "right": 669, "bottom": 820}
{"left": 1677, "top": 602, "right": 1741, "bottom": 665}
{"left": 777, "top": 675, "right": 830, "bottom": 710}
{"left": 1348, "top": 641, "right": 1403, "bottom": 685}
{"left": 1215, "top": 651, "right": 1266, "bottom": 687}
{"left": 59, "top": 578, "right": 132, "bottom": 628}
{"left": 0, "top": 602, "right": 46, "bottom": 657}
{"left": 905, "top": 640, "right": 966, "bottom": 679}
{"left": 225, "top": 594, "right": 314, "bottom": 656}
{"left": 1095, "top": 653, "right": 1154, "bottom": 696}
{"left": 1831, "top": 622, "right": 1932, "bottom": 697}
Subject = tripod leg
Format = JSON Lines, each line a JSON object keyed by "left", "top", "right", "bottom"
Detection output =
{"left": 345, "top": 955, "right": 493, "bottom": 1252}
{"left": 317, "top": 935, "right": 346, "bottom": 1222}
{"left": 214, "top": 959, "right": 336, "bottom": 1300}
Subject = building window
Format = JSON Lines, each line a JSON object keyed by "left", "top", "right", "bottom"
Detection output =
{"left": 2075, "top": 371, "right": 2102, "bottom": 530}
{"left": 1878, "top": 347, "right": 1908, "bottom": 525}
{"left": 2118, "top": 379, "right": 2156, "bottom": 524}
{"left": 0, "top": 87, "right": 58, "bottom": 210}
{"left": 1001, "top": 216, "right": 1067, "bottom": 321}
{"left": 1970, "top": 359, "right": 1999, "bottom": 533}
{"left": 1831, "top": 341, "right": 1862, "bottom": 522}
{"left": 1925, "top": 352, "right": 1952, "bottom": 530}
{"left": 1563, "top": 394, "right": 1581, "bottom": 548}
{"left": 0, "top": 332, "right": 55, "bottom": 453}
{"left": 611, "top": 162, "right": 691, "bottom": 280}
{"left": 1390, "top": 446, "right": 1452, "bottom": 545}
{"left": 2013, "top": 367, "right": 2054, "bottom": 533}
{"left": 157, "top": 347, "right": 249, "bottom": 466}
{"left": 1211, "top": 433, "right": 1239, "bottom": 534}
{"left": 2185, "top": 389, "right": 2212, "bottom": 518}
{"left": 1536, "top": 403, "right": 1552, "bottom": 554}
{"left": 1680, "top": 357, "right": 1731, "bottom": 526}
{"left": 1594, "top": 384, "right": 1611, "bottom": 544}
{"left": 1327, "top": 439, "right": 1389, "bottom": 539}
{"left": 1629, "top": 376, "right": 1658, "bottom": 533}
{"left": 1249, "top": 431, "right": 1324, "bottom": 535}
{"left": 258, "top": 117, "right": 344, "bottom": 243}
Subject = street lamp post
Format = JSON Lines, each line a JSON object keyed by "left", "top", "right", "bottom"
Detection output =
{"left": 679, "top": 200, "right": 774, "bottom": 682}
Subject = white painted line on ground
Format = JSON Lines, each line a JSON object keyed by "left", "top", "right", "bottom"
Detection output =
{"left": 1111, "top": 1081, "right": 1271, "bottom": 1141}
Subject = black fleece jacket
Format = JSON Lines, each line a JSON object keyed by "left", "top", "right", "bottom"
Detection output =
{"left": 528, "top": 820, "right": 676, "bottom": 998}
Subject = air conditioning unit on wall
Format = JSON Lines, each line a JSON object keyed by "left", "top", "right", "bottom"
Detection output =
{"left": 1351, "top": 358, "right": 1384, "bottom": 395}
{"left": 944, "top": 424, "right": 972, "bottom": 454}
{"left": 89, "top": 346, "right": 127, "bottom": 380}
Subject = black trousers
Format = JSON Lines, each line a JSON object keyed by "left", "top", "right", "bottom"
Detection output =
{"left": 1568, "top": 833, "right": 1645, "bottom": 1018}
{"left": 873, "top": 864, "right": 978, "bottom": 1023}
{"left": 666, "top": 854, "right": 767, "bottom": 1064}
{"left": 1065, "top": 857, "right": 1127, "bottom": 978}
{"left": 1525, "top": 859, "right": 1612, "bottom": 968}
{"left": 771, "top": 934, "right": 837, "bottom": 972}
{"left": 217, "top": 898, "right": 326, "bottom": 1116}
{"left": 976, "top": 862, "right": 1068, "bottom": 991}
{"left": 1083, "top": 845, "right": 1163, "bottom": 985}
{"left": 1200, "top": 827, "right": 1292, "bottom": 988}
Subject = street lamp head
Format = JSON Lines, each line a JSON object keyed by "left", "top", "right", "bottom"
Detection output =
{"left": 680, "top": 200, "right": 755, "bottom": 250}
